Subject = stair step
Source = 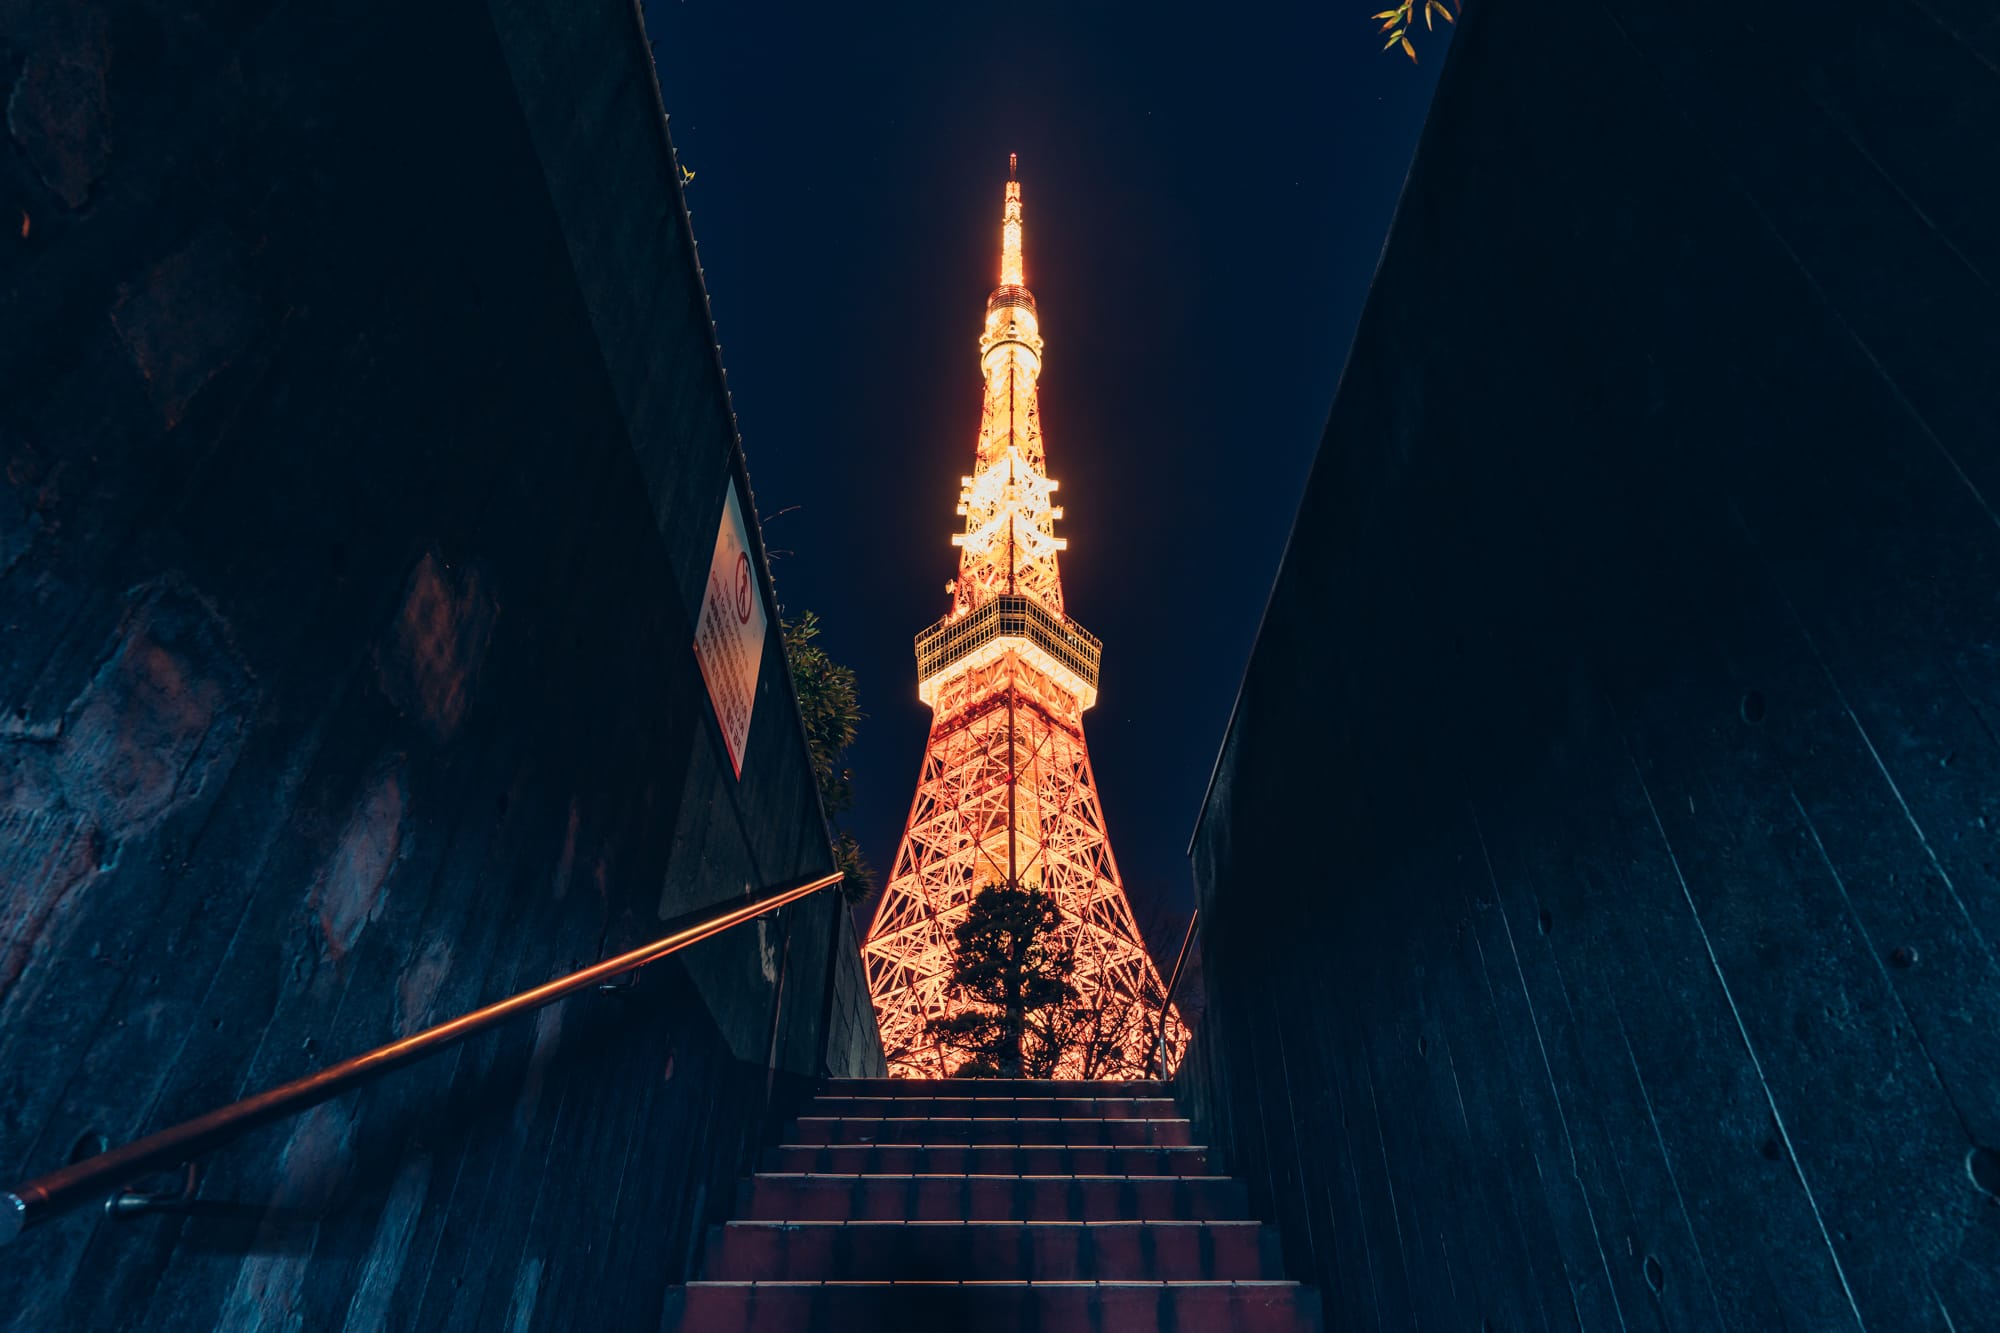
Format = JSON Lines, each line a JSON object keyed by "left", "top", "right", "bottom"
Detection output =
{"left": 737, "top": 1173, "right": 1250, "bottom": 1222}
{"left": 790, "top": 1116, "right": 1194, "bottom": 1146}
{"left": 703, "top": 1219, "right": 1284, "bottom": 1281}
{"left": 766, "top": 1143, "right": 1214, "bottom": 1176}
{"left": 825, "top": 1078, "right": 1168, "bottom": 1097}
{"left": 670, "top": 1079, "right": 1323, "bottom": 1331}
{"left": 808, "top": 1095, "right": 1178, "bottom": 1119}
{"left": 672, "top": 1280, "right": 1322, "bottom": 1333}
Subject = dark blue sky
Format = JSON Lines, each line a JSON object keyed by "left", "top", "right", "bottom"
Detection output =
{"left": 646, "top": 1, "right": 1446, "bottom": 940}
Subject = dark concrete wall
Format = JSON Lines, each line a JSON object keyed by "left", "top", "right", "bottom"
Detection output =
{"left": 0, "top": 0, "right": 879, "bottom": 1327}
{"left": 1178, "top": 2, "right": 2000, "bottom": 1331}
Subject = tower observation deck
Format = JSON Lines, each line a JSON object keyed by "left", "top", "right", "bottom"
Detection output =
{"left": 861, "top": 158, "right": 1181, "bottom": 1079}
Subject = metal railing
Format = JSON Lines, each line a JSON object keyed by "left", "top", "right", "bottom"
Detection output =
{"left": 1, "top": 868, "right": 844, "bottom": 1244}
{"left": 1153, "top": 909, "right": 1201, "bottom": 1079}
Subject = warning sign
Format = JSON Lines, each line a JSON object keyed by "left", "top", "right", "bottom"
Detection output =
{"left": 693, "top": 481, "right": 766, "bottom": 778}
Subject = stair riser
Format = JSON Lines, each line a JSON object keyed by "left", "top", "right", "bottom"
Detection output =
{"left": 810, "top": 1096, "right": 1177, "bottom": 1119}
{"left": 704, "top": 1221, "right": 1282, "bottom": 1281}
{"left": 738, "top": 1175, "right": 1249, "bottom": 1222}
{"left": 790, "top": 1117, "right": 1193, "bottom": 1146}
{"left": 766, "top": 1145, "right": 1213, "bottom": 1176}
{"left": 672, "top": 1283, "right": 1321, "bottom": 1333}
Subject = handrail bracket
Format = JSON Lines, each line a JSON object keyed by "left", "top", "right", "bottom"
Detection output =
{"left": 106, "top": 1162, "right": 202, "bottom": 1221}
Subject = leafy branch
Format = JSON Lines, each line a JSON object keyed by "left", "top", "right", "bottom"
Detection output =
{"left": 1374, "top": 0, "right": 1454, "bottom": 63}
{"left": 783, "top": 611, "right": 877, "bottom": 904}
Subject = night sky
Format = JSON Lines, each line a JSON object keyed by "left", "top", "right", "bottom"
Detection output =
{"left": 646, "top": 2, "right": 1446, "bottom": 945}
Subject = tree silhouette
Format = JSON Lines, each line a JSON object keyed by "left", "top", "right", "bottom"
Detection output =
{"left": 929, "top": 885, "right": 1077, "bottom": 1077}
{"left": 1026, "top": 972, "right": 1168, "bottom": 1080}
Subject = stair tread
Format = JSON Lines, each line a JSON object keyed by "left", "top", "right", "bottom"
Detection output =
{"left": 788, "top": 1112, "right": 1184, "bottom": 1120}
{"left": 688, "top": 1272, "right": 1312, "bottom": 1280}
{"left": 751, "top": 1171, "right": 1233, "bottom": 1180}
{"left": 724, "top": 1218, "right": 1265, "bottom": 1227}
{"left": 812, "top": 1088, "right": 1176, "bottom": 1096}
{"left": 768, "top": 1136, "right": 1200, "bottom": 1144}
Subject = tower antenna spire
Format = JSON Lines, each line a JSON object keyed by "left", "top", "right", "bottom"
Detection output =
{"left": 1000, "top": 159, "right": 1025, "bottom": 287}
{"left": 1009, "top": 151, "right": 1017, "bottom": 180}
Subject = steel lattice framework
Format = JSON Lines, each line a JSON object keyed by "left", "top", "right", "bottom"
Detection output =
{"left": 862, "top": 159, "right": 1182, "bottom": 1079}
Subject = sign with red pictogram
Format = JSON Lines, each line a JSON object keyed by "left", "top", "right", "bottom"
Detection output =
{"left": 693, "top": 480, "right": 766, "bottom": 777}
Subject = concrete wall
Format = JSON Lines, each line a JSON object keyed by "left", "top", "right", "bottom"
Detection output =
{"left": 1178, "top": 2, "right": 2000, "bottom": 1330}
{"left": 0, "top": 0, "right": 879, "bottom": 1326}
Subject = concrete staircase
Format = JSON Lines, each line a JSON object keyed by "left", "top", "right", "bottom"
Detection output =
{"left": 670, "top": 1077, "right": 1323, "bottom": 1332}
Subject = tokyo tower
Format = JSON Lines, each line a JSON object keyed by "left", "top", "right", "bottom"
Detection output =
{"left": 861, "top": 157, "right": 1181, "bottom": 1080}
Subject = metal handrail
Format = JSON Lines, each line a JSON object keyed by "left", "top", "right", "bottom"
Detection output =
{"left": 1153, "top": 909, "right": 1201, "bottom": 1079}
{"left": 1, "top": 868, "right": 844, "bottom": 1243}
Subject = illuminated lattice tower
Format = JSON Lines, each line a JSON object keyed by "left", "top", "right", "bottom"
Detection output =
{"left": 862, "top": 158, "right": 1181, "bottom": 1080}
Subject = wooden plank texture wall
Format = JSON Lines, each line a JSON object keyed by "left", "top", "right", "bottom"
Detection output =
{"left": 1178, "top": 1, "right": 2000, "bottom": 1330}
